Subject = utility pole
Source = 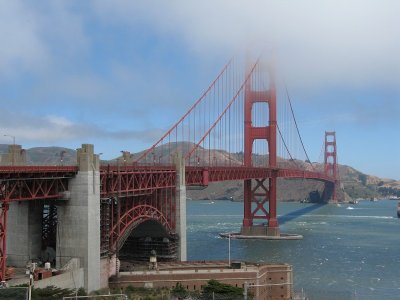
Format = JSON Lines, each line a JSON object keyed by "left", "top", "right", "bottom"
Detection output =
{"left": 228, "top": 233, "right": 231, "bottom": 266}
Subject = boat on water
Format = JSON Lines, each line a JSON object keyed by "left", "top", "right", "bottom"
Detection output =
{"left": 397, "top": 202, "right": 400, "bottom": 218}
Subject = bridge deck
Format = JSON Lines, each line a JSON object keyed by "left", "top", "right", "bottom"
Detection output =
{"left": 0, "top": 165, "right": 334, "bottom": 202}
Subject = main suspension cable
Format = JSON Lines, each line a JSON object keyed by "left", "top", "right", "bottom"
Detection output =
{"left": 277, "top": 124, "right": 301, "bottom": 169}
{"left": 284, "top": 82, "right": 315, "bottom": 170}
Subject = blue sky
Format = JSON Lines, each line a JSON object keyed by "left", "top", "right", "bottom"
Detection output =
{"left": 0, "top": 1, "right": 399, "bottom": 180}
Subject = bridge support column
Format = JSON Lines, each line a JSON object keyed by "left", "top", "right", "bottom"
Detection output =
{"left": 241, "top": 60, "right": 280, "bottom": 237}
{"left": 6, "top": 202, "right": 42, "bottom": 267}
{"left": 4, "top": 145, "right": 41, "bottom": 267}
{"left": 324, "top": 131, "right": 339, "bottom": 203}
{"left": 175, "top": 153, "right": 187, "bottom": 261}
{"left": 266, "top": 176, "right": 279, "bottom": 236}
{"left": 241, "top": 177, "right": 280, "bottom": 237}
{"left": 56, "top": 144, "right": 100, "bottom": 292}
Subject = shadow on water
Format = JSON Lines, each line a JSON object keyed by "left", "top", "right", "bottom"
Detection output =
{"left": 278, "top": 203, "right": 326, "bottom": 225}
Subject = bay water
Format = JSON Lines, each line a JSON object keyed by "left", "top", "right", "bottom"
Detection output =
{"left": 187, "top": 200, "right": 400, "bottom": 299}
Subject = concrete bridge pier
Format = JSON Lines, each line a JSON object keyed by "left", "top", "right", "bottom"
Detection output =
{"left": 56, "top": 144, "right": 101, "bottom": 292}
{"left": 1, "top": 145, "right": 42, "bottom": 268}
{"left": 175, "top": 153, "right": 187, "bottom": 261}
{"left": 6, "top": 202, "right": 43, "bottom": 267}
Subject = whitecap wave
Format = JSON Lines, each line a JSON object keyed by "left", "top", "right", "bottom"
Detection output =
{"left": 302, "top": 214, "right": 394, "bottom": 219}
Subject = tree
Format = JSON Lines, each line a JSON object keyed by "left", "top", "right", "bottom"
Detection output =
{"left": 358, "top": 173, "right": 367, "bottom": 185}
{"left": 31, "top": 286, "right": 76, "bottom": 299}
{"left": 171, "top": 282, "right": 188, "bottom": 298}
{"left": 202, "top": 280, "right": 244, "bottom": 299}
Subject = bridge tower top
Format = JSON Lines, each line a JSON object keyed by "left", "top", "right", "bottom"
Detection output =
{"left": 243, "top": 61, "right": 276, "bottom": 168}
{"left": 77, "top": 144, "right": 100, "bottom": 171}
{"left": 0, "top": 145, "right": 26, "bottom": 166}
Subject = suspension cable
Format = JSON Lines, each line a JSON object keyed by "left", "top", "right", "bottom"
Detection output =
{"left": 277, "top": 124, "right": 301, "bottom": 169}
{"left": 284, "top": 82, "right": 314, "bottom": 169}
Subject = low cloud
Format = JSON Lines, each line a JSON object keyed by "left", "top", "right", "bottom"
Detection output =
{"left": 0, "top": 112, "right": 164, "bottom": 144}
{"left": 93, "top": 0, "right": 400, "bottom": 91}
{"left": 0, "top": 1, "right": 88, "bottom": 78}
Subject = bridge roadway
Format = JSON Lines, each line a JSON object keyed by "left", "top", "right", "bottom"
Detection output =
{"left": 0, "top": 165, "right": 334, "bottom": 202}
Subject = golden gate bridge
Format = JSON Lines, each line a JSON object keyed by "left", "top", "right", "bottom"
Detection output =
{"left": 0, "top": 56, "right": 339, "bottom": 289}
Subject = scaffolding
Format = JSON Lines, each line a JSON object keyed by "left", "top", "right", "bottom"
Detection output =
{"left": 100, "top": 198, "right": 112, "bottom": 256}
{"left": 42, "top": 204, "right": 57, "bottom": 250}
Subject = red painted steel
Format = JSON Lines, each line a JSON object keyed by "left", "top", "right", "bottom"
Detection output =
{"left": 100, "top": 165, "right": 176, "bottom": 197}
{"left": 243, "top": 61, "right": 279, "bottom": 229}
{"left": 0, "top": 167, "right": 77, "bottom": 282}
{"left": 110, "top": 204, "right": 172, "bottom": 251}
{"left": 0, "top": 167, "right": 77, "bottom": 202}
{"left": 324, "top": 131, "right": 339, "bottom": 202}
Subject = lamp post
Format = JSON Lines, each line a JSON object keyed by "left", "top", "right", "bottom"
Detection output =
{"left": 228, "top": 233, "right": 231, "bottom": 266}
{"left": 3, "top": 134, "right": 16, "bottom": 166}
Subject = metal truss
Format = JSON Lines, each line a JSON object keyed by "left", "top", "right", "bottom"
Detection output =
{"left": 110, "top": 204, "right": 171, "bottom": 252}
{"left": 100, "top": 166, "right": 176, "bottom": 196}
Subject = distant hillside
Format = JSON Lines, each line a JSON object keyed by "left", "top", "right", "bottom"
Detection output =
{"left": 0, "top": 144, "right": 77, "bottom": 165}
{"left": 1, "top": 143, "right": 399, "bottom": 201}
{"left": 27, "top": 147, "right": 77, "bottom": 165}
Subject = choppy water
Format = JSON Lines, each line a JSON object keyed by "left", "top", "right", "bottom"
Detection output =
{"left": 187, "top": 200, "right": 400, "bottom": 299}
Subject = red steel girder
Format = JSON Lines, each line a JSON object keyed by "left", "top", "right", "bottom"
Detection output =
{"left": 0, "top": 166, "right": 77, "bottom": 174}
{"left": 0, "top": 167, "right": 76, "bottom": 202}
{"left": 186, "top": 167, "right": 335, "bottom": 186}
{"left": 0, "top": 177, "right": 71, "bottom": 202}
{"left": 0, "top": 167, "right": 76, "bottom": 282}
{"left": 110, "top": 204, "right": 171, "bottom": 252}
{"left": 0, "top": 203, "right": 8, "bottom": 282}
{"left": 277, "top": 168, "right": 334, "bottom": 182}
{"left": 100, "top": 166, "right": 176, "bottom": 197}
{"left": 251, "top": 179, "right": 270, "bottom": 220}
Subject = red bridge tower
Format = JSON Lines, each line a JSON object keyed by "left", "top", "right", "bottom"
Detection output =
{"left": 324, "top": 131, "right": 339, "bottom": 202}
{"left": 241, "top": 62, "right": 279, "bottom": 236}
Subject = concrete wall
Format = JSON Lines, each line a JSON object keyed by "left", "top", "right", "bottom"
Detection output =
{"left": 56, "top": 144, "right": 101, "bottom": 292}
{"left": 4, "top": 145, "right": 39, "bottom": 267}
{"left": 100, "top": 255, "right": 118, "bottom": 289}
{"left": 110, "top": 263, "right": 293, "bottom": 299}
{"left": 34, "top": 268, "right": 84, "bottom": 290}
{"left": 6, "top": 202, "right": 43, "bottom": 267}
{"left": 175, "top": 153, "right": 187, "bottom": 261}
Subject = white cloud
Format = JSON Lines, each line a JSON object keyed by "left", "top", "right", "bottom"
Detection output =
{"left": 0, "top": 1, "right": 88, "bottom": 78}
{"left": 46, "top": 115, "right": 74, "bottom": 127}
{"left": 92, "top": 0, "right": 400, "bottom": 90}
{"left": 0, "top": 111, "right": 164, "bottom": 144}
{"left": 0, "top": 1, "right": 48, "bottom": 77}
